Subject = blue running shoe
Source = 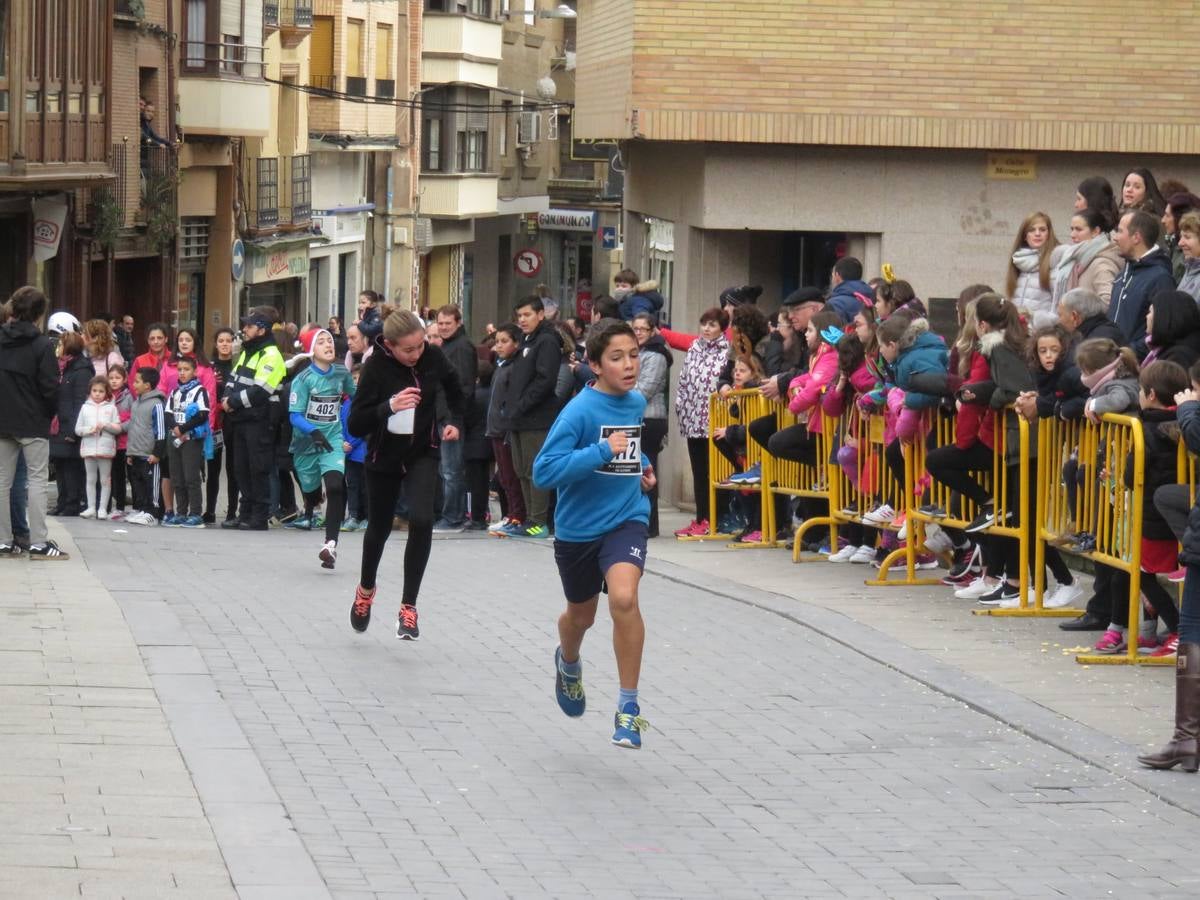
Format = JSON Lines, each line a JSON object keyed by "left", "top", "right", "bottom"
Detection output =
{"left": 180, "top": 515, "right": 206, "bottom": 528}
{"left": 726, "top": 462, "right": 762, "bottom": 485}
{"left": 285, "top": 516, "right": 313, "bottom": 530}
{"left": 161, "top": 513, "right": 180, "bottom": 527}
{"left": 554, "top": 647, "right": 585, "bottom": 717}
{"left": 612, "top": 702, "right": 648, "bottom": 749}
{"left": 514, "top": 522, "right": 549, "bottom": 539}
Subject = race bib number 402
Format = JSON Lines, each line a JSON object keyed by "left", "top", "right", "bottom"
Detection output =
{"left": 306, "top": 394, "right": 340, "bottom": 423}
{"left": 597, "top": 425, "right": 642, "bottom": 476}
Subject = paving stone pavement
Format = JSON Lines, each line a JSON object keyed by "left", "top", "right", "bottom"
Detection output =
{"left": 27, "top": 516, "right": 1200, "bottom": 897}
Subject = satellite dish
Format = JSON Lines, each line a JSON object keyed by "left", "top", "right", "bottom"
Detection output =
{"left": 536, "top": 76, "right": 557, "bottom": 100}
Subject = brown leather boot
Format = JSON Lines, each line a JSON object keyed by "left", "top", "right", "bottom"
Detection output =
{"left": 1138, "top": 643, "right": 1200, "bottom": 772}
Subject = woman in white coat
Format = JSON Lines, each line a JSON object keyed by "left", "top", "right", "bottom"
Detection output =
{"left": 1006, "top": 212, "right": 1059, "bottom": 327}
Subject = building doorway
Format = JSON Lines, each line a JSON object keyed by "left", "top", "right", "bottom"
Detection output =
{"left": 777, "top": 231, "right": 848, "bottom": 298}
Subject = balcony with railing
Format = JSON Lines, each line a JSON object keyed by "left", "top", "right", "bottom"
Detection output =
{"left": 179, "top": 41, "right": 270, "bottom": 137}
{"left": 422, "top": 13, "right": 503, "bottom": 87}
{"left": 264, "top": 2, "right": 279, "bottom": 30}
{"left": 279, "top": 1, "right": 314, "bottom": 46}
{"left": 244, "top": 155, "right": 312, "bottom": 231}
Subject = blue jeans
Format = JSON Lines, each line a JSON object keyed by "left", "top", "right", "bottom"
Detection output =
{"left": 437, "top": 437, "right": 466, "bottom": 526}
{"left": 1183, "top": 566, "right": 1200, "bottom": 643}
{"left": 11, "top": 452, "right": 28, "bottom": 539}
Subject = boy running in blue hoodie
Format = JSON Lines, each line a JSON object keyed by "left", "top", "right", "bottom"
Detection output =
{"left": 533, "top": 319, "right": 656, "bottom": 749}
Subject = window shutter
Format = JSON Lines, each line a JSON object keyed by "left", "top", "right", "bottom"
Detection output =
{"left": 221, "top": 0, "right": 242, "bottom": 37}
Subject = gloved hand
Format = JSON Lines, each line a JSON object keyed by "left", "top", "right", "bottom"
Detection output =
{"left": 310, "top": 431, "right": 333, "bottom": 453}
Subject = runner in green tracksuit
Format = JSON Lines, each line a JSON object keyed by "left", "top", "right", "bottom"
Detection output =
{"left": 288, "top": 327, "right": 356, "bottom": 570}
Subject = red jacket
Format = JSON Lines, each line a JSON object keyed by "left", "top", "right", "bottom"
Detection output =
{"left": 956, "top": 348, "right": 992, "bottom": 450}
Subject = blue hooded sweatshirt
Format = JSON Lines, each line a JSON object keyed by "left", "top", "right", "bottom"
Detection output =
{"left": 894, "top": 319, "right": 949, "bottom": 409}
{"left": 532, "top": 385, "right": 650, "bottom": 541}
{"left": 827, "top": 279, "right": 873, "bottom": 323}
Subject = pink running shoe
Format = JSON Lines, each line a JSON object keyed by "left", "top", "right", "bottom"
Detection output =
{"left": 1093, "top": 629, "right": 1127, "bottom": 654}
{"left": 1167, "top": 567, "right": 1187, "bottom": 584}
{"left": 674, "top": 519, "right": 710, "bottom": 538}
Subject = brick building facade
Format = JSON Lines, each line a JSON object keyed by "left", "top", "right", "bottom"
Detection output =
{"left": 574, "top": 0, "right": 1200, "bottom": 508}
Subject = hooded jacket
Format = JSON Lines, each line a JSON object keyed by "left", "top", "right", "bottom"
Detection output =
{"left": 1127, "top": 407, "right": 1181, "bottom": 542}
{"left": 1109, "top": 247, "right": 1175, "bottom": 355}
{"left": 617, "top": 280, "right": 665, "bottom": 321}
{"left": 893, "top": 318, "right": 950, "bottom": 410}
{"left": 126, "top": 388, "right": 167, "bottom": 459}
{"left": 635, "top": 334, "right": 672, "bottom": 420}
{"left": 675, "top": 334, "right": 729, "bottom": 439}
{"left": 347, "top": 335, "right": 466, "bottom": 472}
{"left": 786, "top": 342, "right": 838, "bottom": 433}
{"left": 826, "top": 279, "right": 873, "bottom": 323}
{"left": 964, "top": 331, "right": 1034, "bottom": 456}
{"left": 75, "top": 397, "right": 121, "bottom": 458}
{"left": 487, "top": 356, "right": 518, "bottom": 438}
{"left": 50, "top": 353, "right": 94, "bottom": 458}
{"left": 0, "top": 320, "right": 59, "bottom": 438}
{"left": 506, "top": 319, "right": 565, "bottom": 431}
{"left": 439, "top": 325, "right": 477, "bottom": 400}
{"left": 1178, "top": 257, "right": 1200, "bottom": 304}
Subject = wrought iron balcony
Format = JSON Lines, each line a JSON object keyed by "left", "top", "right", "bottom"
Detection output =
{"left": 244, "top": 155, "right": 312, "bottom": 231}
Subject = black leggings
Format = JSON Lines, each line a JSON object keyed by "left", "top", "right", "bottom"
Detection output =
{"left": 302, "top": 470, "right": 345, "bottom": 544}
{"left": 360, "top": 457, "right": 438, "bottom": 604}
{"left": 687, "top": 437, "right": 712, "bottom": 522}
{"left": 465, "top": 459, "right": 491, "bottom": 524}
{"left": 205, "top": 441, "right": 238, "bottom": 519}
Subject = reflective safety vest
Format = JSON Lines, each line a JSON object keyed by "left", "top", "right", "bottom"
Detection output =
{"left": 227, "top": 338, "right": 286, "bottom": 422}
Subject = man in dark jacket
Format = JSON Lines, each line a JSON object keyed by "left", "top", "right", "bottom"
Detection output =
{"left": 826, "top": 257, "right": 873, "bottom": 323}
{"left": 506, "top": 296, "right": 564, "bottom": 538}
{"left": 432, "top": 304, "right": 474, "bottom": 531}
{"left": 1110, "top": 210, "right": 1175, "bottom": 358}
{"left": 0, "top": 286, "right": 67, "bottom": 559}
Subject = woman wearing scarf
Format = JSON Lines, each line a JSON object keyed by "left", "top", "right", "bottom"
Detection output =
{"left": 1006, "top": 212, "right": 1059, "bottom": 327}
{"left": 1049, "top": 209, "right": 1123, "bottom": 317}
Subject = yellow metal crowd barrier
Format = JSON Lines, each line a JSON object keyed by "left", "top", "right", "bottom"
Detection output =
{"left": 1038, "top": 413, "right": 1148, "bottom": 664}
{"left": 686, "top": 389, "right": 773, "bottom": 544}
{"left": 764, "top": 407, "right": 832, "bottom": 555}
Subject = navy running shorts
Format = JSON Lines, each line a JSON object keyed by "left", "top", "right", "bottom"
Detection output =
{"left": 553, "top": 520, "right": 648, "bottom": 604}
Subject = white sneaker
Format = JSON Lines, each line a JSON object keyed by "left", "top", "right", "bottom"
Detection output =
{"left": 97, "top": 510, "right": 109, "bottom": 520}
{"left": 1043, "top": 580, "right": 1084, "bottom": 609}
{"left": 997, "top": 595, "right": 1024, "bottom": 609}
{"left": 862, "top": 503, "right": 896, "bottom": 526}
{"left": 897, "top": 518, "right": 908, "bottom": 541}
{"left": 319, "top": 540, "right": 337, "bottom": 569}
{"left": 954, "top": 576, "right": 998, "bottom": 600}
{"left": 828, "top": 544, "right": 859, "bottom": 562}
{"left": 80, "top": 509, "right": 96, "bottom": 519}
{"left": 849, "top": 544, "right": 877, "bottom": 564}
{"left": 924, "top": 524, "right": 955, "bottom": 556}
{"left": 488, "top": 517, "right": 512, "bottom": 533}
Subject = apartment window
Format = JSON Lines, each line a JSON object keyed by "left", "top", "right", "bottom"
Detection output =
{"left": 221, "top": 34, "right": 242, "bottom": 74}
{"left": 180, "top": 218, "right": 211, "bottom": 262}
{"left": 345, "top": 19, "right": 365, "bottom": 96}
{"left": 457, "top": 129, "right": 487, "bottom": 172}
{"left": 184, "top": 0, "right": 207, "bottom": 68}
{"left": 309, "top": 16, "right": 334, "bottom": 90}
{"left": 422, "top": 117, "right": 442, "bottom": 172}
{"left": 291, "top": 155, "right": 312, "bottom": 222}
{"left": 375, "top": 24, "right": 394, "bottom": 98}
{"left": 256, "top": 158, "right": 280, "bottom": 226}
{"left": 425, "top": 0, "right": 492, "bottom": 13}
{"left": 500, "top": 100, "right": 510, "bottom": 158}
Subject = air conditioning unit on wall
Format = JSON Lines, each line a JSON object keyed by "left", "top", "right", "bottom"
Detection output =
{"left": 517, "top": 110, "right": 541, "bottom": 147}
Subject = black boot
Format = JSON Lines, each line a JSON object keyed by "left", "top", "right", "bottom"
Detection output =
{"left": 1138, "top": 643, "right": 1200, "bottom": 772}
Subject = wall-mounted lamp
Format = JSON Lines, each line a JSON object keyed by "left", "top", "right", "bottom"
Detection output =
{"left": 503, "top": 3, "right": 577, "bottom": 19}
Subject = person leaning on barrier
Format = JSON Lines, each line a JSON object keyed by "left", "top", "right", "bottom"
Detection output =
{"left": 1139, "top": 368, "right": 1200, "bottom": 773}
{"left": 1054, "top": 288, "right": 1127, "bottom": 422}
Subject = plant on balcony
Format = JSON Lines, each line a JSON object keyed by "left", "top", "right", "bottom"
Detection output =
{"left": 141, "top": 170, "right": 179, "bottom": 255}
{"left": 89, "top": 189, "right": 123, "bottom": 255}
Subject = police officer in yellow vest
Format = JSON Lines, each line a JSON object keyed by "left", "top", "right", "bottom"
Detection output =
{"left": 220, "top": 306, "right": 286, "bottom": 530}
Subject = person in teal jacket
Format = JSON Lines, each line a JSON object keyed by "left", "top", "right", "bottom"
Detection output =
{"left": 288, "top": 327, "right": 355, "bottom": 569}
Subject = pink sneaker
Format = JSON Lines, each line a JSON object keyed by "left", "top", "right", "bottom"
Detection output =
{"left": 1093, "top": 629, "right": 1127, "bottom": 654}
{"left": 1150, "top": 634, "right": 1179, "bottom": 658}
{"left": 674, "top": 519, "right": 710, "bottom": 538}
{"left": 1136, "top": 634, "right": 1161, "bottom": 654}
{"left": 1167, "top": 567, "right": 1187, "bottom": 584}
{"left": 738, "top": 530, "right": 763, "bottom": 544}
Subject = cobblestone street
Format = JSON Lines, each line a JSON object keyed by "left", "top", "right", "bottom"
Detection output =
{"left": 1, "top": 517, "right": 1194, "bottom": 898}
